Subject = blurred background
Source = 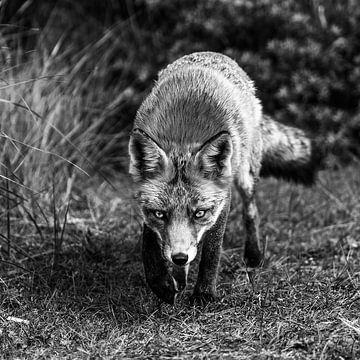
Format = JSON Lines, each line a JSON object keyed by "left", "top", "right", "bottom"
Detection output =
{"left": 0, "top": 0, "right": 360, "bottom": 216}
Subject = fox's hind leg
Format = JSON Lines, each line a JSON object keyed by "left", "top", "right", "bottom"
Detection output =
{"left": 235, "top": 165, "right": 263, "bottom": 267}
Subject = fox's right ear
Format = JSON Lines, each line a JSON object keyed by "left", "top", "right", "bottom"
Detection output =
{"left": 129, "top": 129, "right": 168, "bottom": 181}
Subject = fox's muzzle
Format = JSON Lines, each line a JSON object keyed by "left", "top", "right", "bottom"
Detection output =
{"left": 163, "top": 220, "right": 198, "bottom": 266}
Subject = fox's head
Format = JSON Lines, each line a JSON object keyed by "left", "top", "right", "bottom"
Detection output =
{"left": 128, "top": 129, "right": 233, "bottom": 267}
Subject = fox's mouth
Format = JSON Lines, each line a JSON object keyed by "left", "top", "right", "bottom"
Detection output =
{"left": 164, "top": 245, "right": 198, "bottom": 266}
{"left": 171, "top": 253, "right": 188, "bottom": 266}
{"left": 172, "top": 265, "right": 188, "bottom": 292}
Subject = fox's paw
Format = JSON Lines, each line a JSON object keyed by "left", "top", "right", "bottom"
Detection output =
{"left": 244, "top": 244, "right": 263, "bottom": 268}
{"left": 190, "top": 288, "right": 218, "bottom": 305}
{"left": 148, "top": 275, "right": 178, "bottom": 305}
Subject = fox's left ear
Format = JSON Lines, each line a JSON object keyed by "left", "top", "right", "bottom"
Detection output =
{"left": 129, "top": 129, "right": 169, "bottom": 181}
{"left": 194, "top": 131, "right": 233, "bottom": 180}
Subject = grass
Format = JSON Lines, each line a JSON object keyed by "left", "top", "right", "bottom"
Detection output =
{"left": 1, "top": 164, "right": 359, "bottom": 359}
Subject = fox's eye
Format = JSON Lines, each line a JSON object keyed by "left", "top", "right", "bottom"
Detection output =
{"left": 153, "top": 210, "right": 165, "bottom": 219}
{"left": 194, "top": 210, "right": 207, "bottom": 219}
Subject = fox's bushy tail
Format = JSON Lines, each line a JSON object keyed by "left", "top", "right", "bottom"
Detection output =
{"left": 260, "top": 115, "right": 327, "bottom": 186}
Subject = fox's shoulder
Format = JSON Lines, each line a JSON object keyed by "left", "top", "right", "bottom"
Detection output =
{"left": 158, "top": 51, "right": 256, "bottom": 95}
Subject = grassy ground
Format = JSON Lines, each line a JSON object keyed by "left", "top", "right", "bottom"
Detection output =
{"left": 1, "top": 164, "right": 359, "bottom": 359}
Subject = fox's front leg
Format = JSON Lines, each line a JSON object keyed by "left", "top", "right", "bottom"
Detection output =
{"left": 192, "top": 198, "right": 230, "bottom": 303}
{"left": 142, "top": 224, "right": 178, "bottom": 305}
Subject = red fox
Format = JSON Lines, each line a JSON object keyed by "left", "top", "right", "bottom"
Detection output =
{"left": 129, "top": 52, "right": 324, "bottom": 304}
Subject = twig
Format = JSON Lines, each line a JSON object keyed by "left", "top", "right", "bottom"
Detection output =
{"left": 4, "top": 154, "right": 11, "bottom": 257}
{"left": 22, "top": 206, "right": 44, "bottom": 243}
{"left": 0, "top": 259, "right": 31, "bottom": 273}
{"left": 340, "top": 317, "right": 360, "bottom": 336}
{"left": 59, "top": 199, "right": 71, "bottom": 255}
{"left": 52, "top": 170, "right": 59, "bottom": 268}
{"left": 0, "top": 233, "right": 34, "bottom": 260}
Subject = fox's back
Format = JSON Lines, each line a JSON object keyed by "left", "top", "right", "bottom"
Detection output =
{"left": 134, "top": 52, "right": 262, "bottom": 156}
{"left": 159, "top": 52, "right": 255, "bottom": 96}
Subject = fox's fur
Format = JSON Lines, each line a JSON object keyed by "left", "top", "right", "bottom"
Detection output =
{"left": 129, "top": 52, "right": 324, "bottom": 304}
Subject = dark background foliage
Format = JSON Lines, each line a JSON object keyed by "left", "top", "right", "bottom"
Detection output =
{"left": 2, "top": 0, "right": 360, "bottom": 163}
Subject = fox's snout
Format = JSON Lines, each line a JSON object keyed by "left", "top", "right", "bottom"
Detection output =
{"left": 165, "top": 245, "right": 197, "bottom": 266}
{"left": 163, "top": 234, "right": 197, "bottom": 267}
{"left": 164, "top": 222, "right": 199, "bottom": 266}
{"left": 168, "top": 247, "right": 197, "bottom": 266}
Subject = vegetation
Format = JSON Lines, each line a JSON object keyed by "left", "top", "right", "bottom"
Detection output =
{"left": 0, "top": 0, "right": 359, "bottom": 358}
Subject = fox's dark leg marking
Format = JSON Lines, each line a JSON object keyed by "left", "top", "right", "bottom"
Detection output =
{"left": 142, "top": 224, "right": 177, "bottom": 305}
{"left": 236, "top": 173, "right": 262, "bottom": 267}
{"left": 191, "top": 194, "right": 230, "bottom": 303}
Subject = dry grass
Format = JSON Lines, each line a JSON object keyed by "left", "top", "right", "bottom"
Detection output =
{"left": 0, "top": 9, "right": 142, "bottom": 267}
{"left": 0, "top": 4, "right": 146, "bottom": 216}
{"left": 0, "top": 165, "right": 359, "bottom": 359}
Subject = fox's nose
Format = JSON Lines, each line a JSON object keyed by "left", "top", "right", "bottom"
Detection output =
{"left": 171, "top": 253, "right": 188, "bottom": 266}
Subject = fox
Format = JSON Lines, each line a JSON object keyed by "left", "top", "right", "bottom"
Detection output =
{"left": 128, "top": 52, "right": 325, "bottom": 304}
